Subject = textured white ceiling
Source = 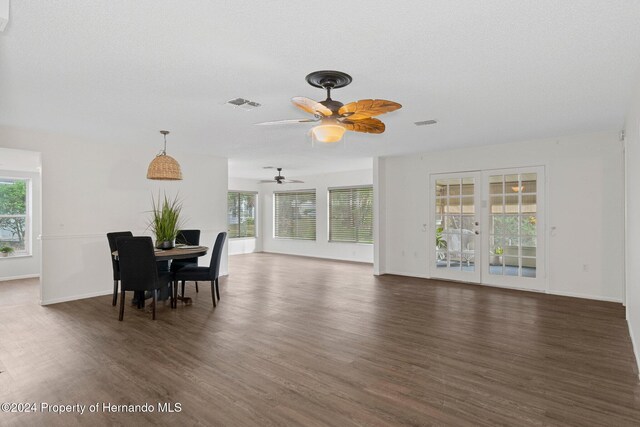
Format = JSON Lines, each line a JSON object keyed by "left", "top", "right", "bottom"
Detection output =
{"left": 1, "top": 1, "right": 639, "bottom": 179}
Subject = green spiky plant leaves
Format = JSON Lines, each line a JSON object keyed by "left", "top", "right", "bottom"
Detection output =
{"left": 149, "top": 192, "right": 184, "bottom": 248}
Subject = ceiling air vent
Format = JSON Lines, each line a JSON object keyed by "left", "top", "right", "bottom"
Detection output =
{"left": 226, "top": 98, "right": 261, "bottom": 111}
{"left": 414, "top": 120, "right": 437, "bottom": 126}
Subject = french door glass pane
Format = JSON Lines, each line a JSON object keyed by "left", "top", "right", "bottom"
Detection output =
{"left": 435, "top": 177, "right": 476, "bottom": 272}
{"left": 489, "top": 173, "right": 537, "bottom": 278}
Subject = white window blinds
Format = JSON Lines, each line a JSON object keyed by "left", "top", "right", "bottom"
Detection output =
{"left": 329, "top": 186, "right": 373, "bottom": 244}
{"left": 274, "top": 191, "right": 316, "bottom": 240}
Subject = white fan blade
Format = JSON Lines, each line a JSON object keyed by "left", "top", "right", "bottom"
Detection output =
{"left": 291, "top": 97, "right": 333, "bottom": 116}
{"left": 254, "top": 118, "right": 319, "bottom": 126}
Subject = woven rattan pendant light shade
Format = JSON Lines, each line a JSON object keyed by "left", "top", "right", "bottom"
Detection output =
{"left": 147, "top": 130, "right": 183, "bottom": 180}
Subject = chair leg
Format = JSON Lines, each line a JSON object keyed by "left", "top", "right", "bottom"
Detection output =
{"left": 172, "top": 280, "right": 178, "bottom": 308}
{"left": 215, "top": 278, "right": 220, "bottom": 301}
{"left": 152, "top": 290, "right": 157, "bottom": 320}
{"left": 119, "top": 290, "right": 125, "bottom": 321}
{"left": 211, "top": 282, "right": 217, "bottom": 307}
{"left": 195, "top": 282, "right": 199, "bottom": 293}
{"left": 112, "top": 280, "right": 118, "bottom": 306}
{"left": 181, "top": 280, "right": 185, "bottom": 298}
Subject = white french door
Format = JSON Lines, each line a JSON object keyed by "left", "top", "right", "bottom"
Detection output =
{"left": 430, "top": 167, "right": 546, "bottom": 291}
{"left": 430, "top": 172, "right": 482, "bottom": 283}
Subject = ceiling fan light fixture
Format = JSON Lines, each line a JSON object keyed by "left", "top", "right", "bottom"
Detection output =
{"left": 147, "top": 130, "right": 183, "bottom": 180}
{"left": 311, "top": 123, "right": 346, "bottom": 143}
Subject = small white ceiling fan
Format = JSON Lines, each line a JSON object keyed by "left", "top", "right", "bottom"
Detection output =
{"left": 258, "top": 168, "right": 304, "bottom": 185}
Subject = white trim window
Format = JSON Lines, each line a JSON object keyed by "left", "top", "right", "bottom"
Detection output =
{"left": 274, "top": 190, "right": 316, "bottom": 240}
{"left": 227, "top": 191, "right": 257, "bottom": 238}
{"left": 329, "top": 186, "right": 373, "bottom": 244}
{"left": 0, "top": 177, "right": 30, "bottom": 255}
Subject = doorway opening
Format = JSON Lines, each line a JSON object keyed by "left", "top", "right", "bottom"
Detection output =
{"left": 430, "top": 166, "right": 546, "bottom": 292}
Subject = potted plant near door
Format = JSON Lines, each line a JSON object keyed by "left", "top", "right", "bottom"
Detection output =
{"left": 0, "top": 245, "right": 14, "bottom": 257}
{"left": 490, "top": 246, "right": 503, "bottom": 265}
{"left": 149, "top": 192, "right": 184, "bottom": 249}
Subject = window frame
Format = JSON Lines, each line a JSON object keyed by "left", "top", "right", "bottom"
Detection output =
{"left": 0, "top": 176, "right": 31, "bottom": 256}
{"left": 273, "top": 189, "right": 317, "bottom": 241}
{"left": 227, "top": 190, "right": 258, "bottom": 239}
{"left": 328, "top": 185, "right": 374, "bottom": 245}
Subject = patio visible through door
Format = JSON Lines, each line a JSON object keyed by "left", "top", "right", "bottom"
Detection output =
{"left": 430, "top": 167, "right": 545, "bottom": 291}
{"left": 431, "top": 172, "right": 482, "bottom": 283}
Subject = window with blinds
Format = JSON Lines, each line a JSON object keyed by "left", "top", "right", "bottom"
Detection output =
{"left": 274, "top": 191, "right": 316, "bottom": 240}
{"left": 329, "top": 186, "right": 373, "bottom": 244}
{"left": 227, "top": 191, "right": 257, "bottom": 238}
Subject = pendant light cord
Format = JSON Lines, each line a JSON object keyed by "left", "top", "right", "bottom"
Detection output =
{"left": 159, "top": 130, "right": 170, "bottom": 156}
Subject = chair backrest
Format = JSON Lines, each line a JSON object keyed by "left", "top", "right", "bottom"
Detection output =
{"left": 106, "top": 231, "right": 133, "bottom": 280}
{"left": 461, "top": 229, "right": 475, "bottom": 251}
{"left": 446, "top": 233, "right": 461, "bottom": 252}
{"left": 117, "top": 236, "right": 161, "bottom": 292}
{"left": 208, "top": 232, "right": 227, "bottom": 281}
{"left": 177, "top": 229, "right": 200, "bottom": 246}
{"left": 443, "top": 229, "right": 475, "bottom": 252}
{"left": 173, "top": 229, "right": 201, "bottom": 267}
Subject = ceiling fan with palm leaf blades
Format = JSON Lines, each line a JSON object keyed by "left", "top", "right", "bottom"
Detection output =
{"left": 258, "top": 168, "right": 304, "bottom": 185}
{"left": 256, "top": 70, "right": 402, "bottom": 143}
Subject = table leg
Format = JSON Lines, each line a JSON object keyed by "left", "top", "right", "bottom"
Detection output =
{"left": 170, "top": 280, "right": 192, "bottom": 307}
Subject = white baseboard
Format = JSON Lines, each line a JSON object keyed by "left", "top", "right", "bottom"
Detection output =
{"left": 382, "top": 270, "right": 430, "bottom": 279}
{"left": 547, "top": 290, "right": 623, "bottom": 303}
{"left": 261, "top": 250, "right": 373, "bottom": 265}
{"left": 0, "top": 274, "right": 40, "bottom": 282}
{"left": 627, "top": 320, "right": 640, "bottom": 379}
{"left": 40, "top": 276, "right": 230, "bottom": 305}
{"left": 376, "top": 271, "right": 622, "bottom": 303}
{"left": 41, "top": 289, "right": 112, "bottom": 306}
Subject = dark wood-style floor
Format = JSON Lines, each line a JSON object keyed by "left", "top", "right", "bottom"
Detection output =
{"left": 1, "top": 253, "right": 639, "bottom": 426}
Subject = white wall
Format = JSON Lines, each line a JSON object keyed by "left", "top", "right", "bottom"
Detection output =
{"left": 0, "top": 127, "right": 228, "bottom": 304}
{"left": 0, "top": 148, "right": 42, "bottom": 281}
{"left": 228, "top": 177, "right": 261, "bottom": 255}
{"left": 261, "top": 168, "right": 374, "bottom": 263}
{"left": 625, "top": 79, "right": 640, "bottom": 373}
{"left": 377, "top": 131, "right": 625, "bottom": 302}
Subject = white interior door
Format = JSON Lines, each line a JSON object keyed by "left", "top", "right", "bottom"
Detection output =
{"left": 481, "top": 167, "right": 546, "bottom": 291}
{"left": 430, "top": 172, "right": 482, "bottom": 283}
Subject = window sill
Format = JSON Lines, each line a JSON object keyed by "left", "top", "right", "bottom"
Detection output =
{"left": 328, "top": 240, "right": 373, "bottom": 245}
{"left": 0, "top": 253, "right": 32, "bottom": 260}
{"left": 273, "top": 237, "right": 316, "bottom": 241}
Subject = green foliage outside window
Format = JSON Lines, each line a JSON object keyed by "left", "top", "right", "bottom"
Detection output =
{"left": 228, "top": 192, "right": 257, "bottom": 238}
{"left": 0, "top": 179, "right": 27, "bottom": 252}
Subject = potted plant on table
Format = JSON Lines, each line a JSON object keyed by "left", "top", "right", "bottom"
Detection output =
{"left": 149, "top": 192, "right": 184, "bottom": 249}
{"left": 0, "top": 245, "right": 14, "bottom": 257}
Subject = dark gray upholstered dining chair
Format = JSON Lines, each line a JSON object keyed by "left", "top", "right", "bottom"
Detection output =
{"left": 117, "top": 236, "right": 174, "bottom": 320}
{"left": 106, "top": 231, "right": 133, "bottom": 306}
{"left": 174, "top": 232, "right": 226, "bottom": 307}
{"left": 170, "top": 229, "right": 201, "bottom": 296}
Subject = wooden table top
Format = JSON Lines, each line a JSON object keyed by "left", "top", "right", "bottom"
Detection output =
{"left": 112, "top": 245, "right": 208, "bottom": 261}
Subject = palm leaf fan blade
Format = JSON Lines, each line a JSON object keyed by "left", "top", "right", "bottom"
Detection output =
{"left": 341, "top": 118, "right": 386, "bottom": 134}
{"left": 339, "top": 99, "right": 402, "bottom": 121}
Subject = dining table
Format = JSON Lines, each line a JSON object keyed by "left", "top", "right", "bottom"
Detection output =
{"left": 112, "top": 244, "right": 209, "bottom": 308}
